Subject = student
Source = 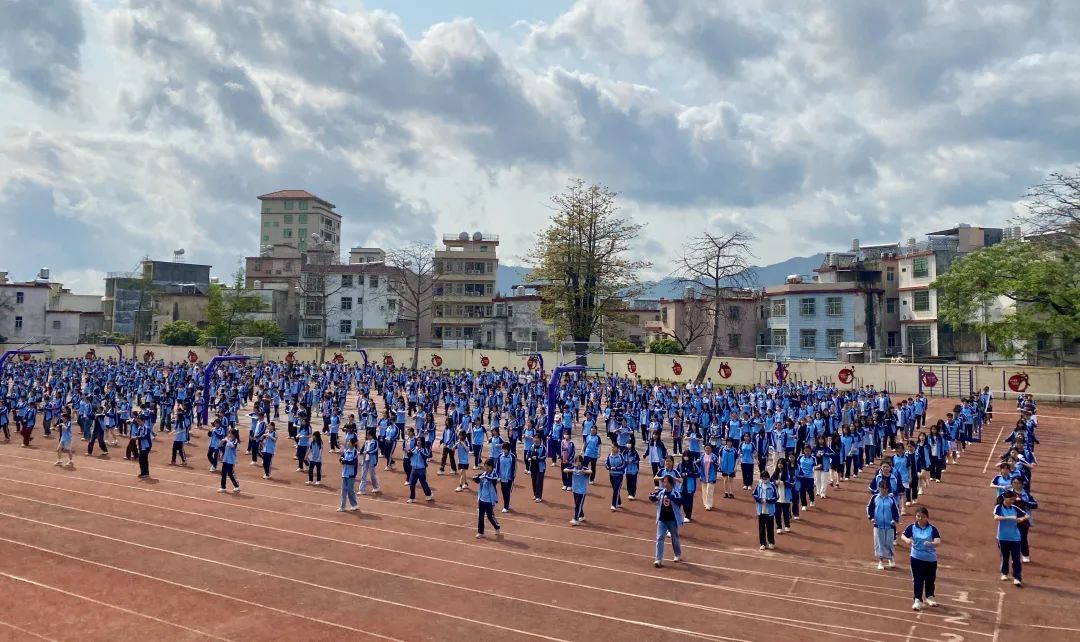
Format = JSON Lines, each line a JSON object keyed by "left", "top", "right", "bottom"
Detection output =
{"left": 260, "top": 422, "right": 277, "bottom": 479}
{"left": 338, "top": 437, "right": 360, "bottom": 512}
{"left": 306, "top": 431, "right": 323, "bottom": 485}
{"left": 739, "top": 433, "right": 756, "bottom": 489}
{"left": 605, "top": 444, "right": 626, "bottom": 512}
{"left": 796, "top": 445, "right": 816, "bottom": 509}
{"left": 295, "top": 421, "right": 311, "bottom": 472}
{"left": 495, "top": 442, "right": 516, "bottom": 513}
{"left": 55, "top": 410, "right": 74, "bottom": 467}
{"left": 867, "top": 482, "right": 901, "bottom": 570}
{"left": 526, "top": 434, "right": 547, "bottom": 502}
{"left": 454, "top": 430, "right": 471, "bottom": 492}
{"left": 437, "top": 418, "right": 457, "bottom": 475}
{"left": 753, "top": 470, "right": 778, "bottom": 550}
{"left": 583, "top": 425, "right": 602, "bottom": 483}
{"left": 719, "top": 437, "right": 737, "bottom": 499}
{"left": 1009, "top": 477, "right": 1038, "bottom": 563}
{"left": 677, "top": 453, "right": 699, "bottom": 523}
{"left": 405, "top": 436, "right": 434, "bottom": 503}
{"left": 359, "top": 429, "right": 381, "bottom": 495}
{"left": 650, "top": 475, "right": 684, "bottom": 568}
{"left": 773, "top": 459, "right": 795, "bottom": 534}
{"left": 994, "top": 490, "right": 1028, "bottom": 587}
{"left": 218, "top": 428, "right": 241, "bottom": 494}
{"left": 206, "top": 419, "right": 225, "bottom": 472}
{"left": 901, "top": 506, "right": 941, "bottom": 611}
{"left": 624, "top": 439, "right": 641, "bottom": 501}
{"left": 170, "top": 410, "right": 190, "bottom": 466}
{"left": 647, "top": 431, "right": 667, "bottom": 487}
{"left": 133, "top": 416, "right": 152, "bottom": 479}
{"left": 565, "top": 454, "right": 590, "bottom": 525}
{"left": 473, "top": 459, "right": 501, "bottom": 538}
{"left": 700, "top": 444, "right": 719, "bottom": 511}
{"left": 558, "top": 431, "right": 577, "bottom": 490}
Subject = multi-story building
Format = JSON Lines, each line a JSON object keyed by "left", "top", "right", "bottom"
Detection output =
{"left": 349, "top": 247, "right": 386, "bottom": 264}
{"left": 312, "top": 265, "right": 404, "bottom": 346}
{"left": 245, "top": 244, "right": 304, "bottom": 341}
{"left": 257, "top": 190, "right": 342, "bottom": 255}
{"left": 652, "top": 288, "right": 760, "bottom": 357}
{"left": 432, "top": 232, "right": 499, "bottom": 346}
{"left": 0, "top": 279, "right": 50, "bottom": 343}
{"left": 763, "top": 279, "right": 883, "bottom": 361}
{"left": 103, "top": 258, "right": 211, "bottom": 342}
{"left": 0, "top": 269, "right": 104, "bottom": 345}
{"left": 480, "top": 287, "right": 553, "bottom": 350}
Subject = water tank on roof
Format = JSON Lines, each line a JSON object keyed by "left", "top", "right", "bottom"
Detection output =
{"left": 907, "top": 237, "right": 916, "bottom": 247}
{"left": 472, "top": 232, "right": 483, "bottom": 241}
{"left": 515, "top": 286, "right": 526, "bottom": 296}
{"left": 37, "top": 267, "right": 50, "bottom": 281}
{"left": 683, "top": 286, "right": 695, "bottom": 299}
{"left": 458, "top": 232, "right": 469, "bottom": 240}
{"left": 786, "top": 274, "right": 803, "bottom": 284}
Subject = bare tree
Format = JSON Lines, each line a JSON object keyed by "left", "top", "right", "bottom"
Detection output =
{"left": 387, "top": 242, "right": 435, "bottom": 370}
{"left": 1017, "top": 168, "right": 1080, "bottom": 242}
{"left": 297, "top": 246, "right": 345, "bottom": 363}
{"left": 672, "top": 231, "right": 756, "bottom": 384}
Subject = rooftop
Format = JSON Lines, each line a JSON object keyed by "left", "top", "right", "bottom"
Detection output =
{"left": 258, "top": 190, "right": 336, "bottom": 209}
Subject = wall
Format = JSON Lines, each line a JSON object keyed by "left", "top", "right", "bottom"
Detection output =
{"left": 0, "top": 284, "right": 50, "bottom": 340}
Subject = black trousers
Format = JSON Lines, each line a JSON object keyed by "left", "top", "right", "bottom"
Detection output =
{"left": 999, "top": 541, "right": 1022, "bottom": 580}
{"left": 308, "top": 461, "right": 322, "bottom": 482}
{"left": 88, "top": 428, "right": 108, "bottom": 455}
{"left": 531, "top": 468, "right": 544, "bottom": 499}
{"left": 626, "top": 473, "right": 638, "bottom": 498}
{"left": 138, "top": 449, "right": 150, "bottom": 476}
{"left": 477, "top": 501, "right": 499, "bottom": 534}
{"left": 500, "top": 481, "right": 513, "bottom": 510}
{"left": 171, "top": 442, "right": 187, "bottom": 464}
{"left": 220, "top": 462, "right": 239, "bottom": 489}
{"left": 440, "top": 447, "right": 458, "bottom": 472}
{"left": 758, "top": 514, "right": 775, "bottom": 546}
{"left": 911, "top": 557, "right": 937, "bottom": 600}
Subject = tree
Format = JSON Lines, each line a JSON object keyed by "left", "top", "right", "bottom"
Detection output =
{"left": 159, "top": 320, "right": 201, "bottom": 346}
{"left": 1015, "top": 168, "right": 1080, "bottom": 242}
{"left": 606, "top": 338, "right": 642, "bottom": 353}
{"left": 648, "top": 337, "right": 685, "bottom": 354}
{"left": 671, "top": 231, "right": 756, "bottom": 384}
{"left": 933, "top": 240, "right": 1080, "bottom": 358}
{"left": 241, "top": 320, "right": 285, "bottom": 346}
{"left": 203, "top": 268, "right": 265, "bottom": 346}
{"left": 387, "top": 242, "right": 435, "bottom": 370}
{"left": 528, "top": 179, "right": 650, "bottom": 361}
{"left": 652, "top": 297, "right": 713, "bottom": 353}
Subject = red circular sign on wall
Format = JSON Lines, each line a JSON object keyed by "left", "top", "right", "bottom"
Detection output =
{"left": 921, "top": 371, "right": 938, "bottom": 388}
{"left": 1008, "top": 372, "right": 1030, "bottom": 393}
{"left": 838, "top": 367, "right": 855, "bottom": 384}
{"left": 431, "top": 354, "right": 443, "bottom": 368}
{"left": 717, "top": 362, "right": 732, "bottom": 379}
{"left": 627, "top": 359, "right": 637, "bottom": 374}
{"left": 672, "top": 360, "right": 683, "bottom": 376}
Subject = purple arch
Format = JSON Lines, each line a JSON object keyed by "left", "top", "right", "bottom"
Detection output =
{"left": 545, "top": 364, "right": 585, "bottom": 434}
{"left": 199, "top": 355, "right": 254, "bottom": 425}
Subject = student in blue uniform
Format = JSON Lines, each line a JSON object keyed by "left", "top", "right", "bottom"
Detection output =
{"left": 170, "top": 410, "right": 189, "bottom": 466}
{"left": 624, "top": 439, "right": 641, "bottom": 501}
{"left": 218, "top": 428, "right": 241, "bottom": 493}
{"left": 605, "top": 444, "right": 626, "bottom": 512}
{"left": 994, "top": 490, "right": 1028, "bottom": 586}
{"left": 700, "top": 443, "right": 719, "bottom": 511}
{"left": 306, "top": 431, "right": 323, "bottom": 485}
{"left": 719, "top": 438, "right": 738, "bottom": 498}
{"left": 901, "top": 506, "right": 941, "bottom": 611}
{"left": 133, "top": 415, "right": 153, "bottom": 479}
{"left": 206, "top": 418, "right": 225, "bottom": 472}
{"left": 753, "top": 470, "right": 778, "bottom": 550}
{"left": 677, "top": 452, "right": 699, "bottom": 523}
{"left": 405, "top": 435, "right": 434, "bottom": 503}
{"left": 55, "top": 410, "right": 74, "bottom": 467}
{"left": 739, "top": 433, "right": 756, "bottom": 489}
{"left": 867, "top": 481, "right": 901, "bottom": 570}
{"left": 650, "top": 475, "right": 684, "bottom": 568}
{"left": 565, "top": 454, "right": 590, "bottom": 525}
{"left": 338, "top": 437, "right": 359, "bottom": 512}
{"left": 796, "top": 445, "right": 816, "bottom": 510}
{"left": 473, "top": 458, "right": 501, "bottom": 538}
{"left": 359, "top": 429, "right": 381, "bottom": 494}
{"left": 526, "top": 434, "right": 547, "bottom": 502}
{"left": 454, "top": 430, "right": 471, "bottom": 492}
{"left": 295, "top": 421, "right": 311, "bottom": 473}
{"left": 647, "top": 431, "right": 668, "bottom": 487}
{"left": 1009, "top": 476, "right": 1037, "bottom": 563}
{"left": 260, "top": 422, "right": 277, "bottom": 479}
{"left": 495, "top": 442, "right": 516, "bottom": 512}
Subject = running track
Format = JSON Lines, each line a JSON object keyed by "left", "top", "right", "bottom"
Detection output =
{"left": 0, "top": 399, "right": 1078, "bottom": 641}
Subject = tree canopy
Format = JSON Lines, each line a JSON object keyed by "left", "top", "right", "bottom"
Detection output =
{"left": 528, "top": 179, "right": 650, "bottom": 344}
{"left": 201, "top": 268, "right": 265, "bottom": 345}
{"left": 159, "top": 320, "right": 201, "bottom": 346}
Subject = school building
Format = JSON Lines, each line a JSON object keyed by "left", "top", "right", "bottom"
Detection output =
{"left": 762, "top": 280, "right": 880, "bottom": 361}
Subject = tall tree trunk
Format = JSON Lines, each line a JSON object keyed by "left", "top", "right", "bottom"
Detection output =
{"left": 694, "top": 296, "right": 724, "bottom": 385}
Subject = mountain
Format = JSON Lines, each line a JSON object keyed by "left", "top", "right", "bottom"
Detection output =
{"left": 496, "top": 254, "right": 826, "bottom": 299}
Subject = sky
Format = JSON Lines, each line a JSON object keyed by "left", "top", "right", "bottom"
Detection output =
{"left": 2, "top": 0, "right": 1078, "bottom": 295}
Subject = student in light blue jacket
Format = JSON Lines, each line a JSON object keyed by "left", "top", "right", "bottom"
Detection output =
{"left": 753, "top": 470, "right": 778, "bottom": 550}
{"left": 218, "top": 428, "right": 241, "bottom": 493}
{"left": 359, "top": 429, "right": 381, "bottom": 495}
{"left": 338, "top": 437, "right": 359, "bottom": 512}
{"left": 306, "top": 431, "right": 323, "bottom": 485}
{"left": 565, "top": 454, "right": 590, "bottom": 525}
{"left": 495, "top": 442, "right": 516, "bottom": 513}
{"left": 650, "top": 475, "right": 684, "bottom": 568}
{"left": 260, "top": 422, "right": 277, "bottom": 479}
{"left": 473, "top": 458, "right": 501, "bottom": 538}
{"left": 867, "top": 482, "right": 901, "bottom": 569}
{"left": 605, "top": 445, "right": 626, "bottom": 512}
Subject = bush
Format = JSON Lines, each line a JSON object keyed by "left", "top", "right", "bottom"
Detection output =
{"left": 159, "top": 320, "right": 201, "bottom": 346}
{"left": 606, "top": 338, "right": 642, "bottom": 353}
{"left": 648, "top": 337, "right": 685, "bottom": 354}
{"left": 241, "top": 320, "right": 285, "bottom": 346}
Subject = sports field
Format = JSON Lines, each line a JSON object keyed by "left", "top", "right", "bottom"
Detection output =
{"left": 0, "top": 397, "right": 1077, "bottom": 641}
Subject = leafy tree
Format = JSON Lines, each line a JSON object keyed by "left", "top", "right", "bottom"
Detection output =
{"left": 241, "top": 320, "right": 285, "bottom": 346}
{"left": 606, "top": 338, "right": 642, "bottom": 353}
{"left": 159, "top": 320, "right": 202, "bottom": 346}
{"left": 528, "top": 179, "right": 650, "bottom": 362}
{"left": 671, "top": 231, "right": 756, "bottom": 383}
{"left": 648, "top": 337, "right": 685, "bottom": 355}
{"left": 933, "top": 239, "right": 1080, "bottom": 357}
{"left": 202, "top": 268, "right": 265, "bottom": 345}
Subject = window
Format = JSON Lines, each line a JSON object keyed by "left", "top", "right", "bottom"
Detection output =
{"left": 340, "top": 275, "right": 353, "bottom": 288}
{"left": 339, "top": 319, "right": 352, "bottom": 334}
{"left": 887, "top": 331, "right": 898, "bottom": 349}
{"left": 772, "top": 299, "right": 786, "bottom": 317}
{"left": 283, "top": 229, "right": 293, "bottom": 238}
{"left": 800, "top": 329, "right": 817, "bottom": 349}
{"left": 728, "top": 333, "right": 740, "bottom": 349}
{"left": 273, "top": 221, "right": 279, "bottom": 227}
{"left": 388, "top": 299, "right": 397, "bottom": 311}
{"left": 303, "top": 321, "right": 321, "bottom": 337}
{"left": 263, "top": 234, "right": 270, "bottom": 241}
{"left": 799, "top": 298, "right": 816, "bottom": 316}
{"left": 305, "top": 297, "right": 321, "bottom": 314}
{"left": 886, "top": 298, "right": 897, "bottom": 314}
{"left": 825, "top": 297, "right": 842, "bottom": 316}
{"left": 771, "top": 329, "right": 787, "bottom": 346}
{"left": 729, "top": 305, "right": 741, "bottom": 321}
{"left": 886, "top": 267, "right": 895, "bottom": 282}
{"left": 507, "top": 305, "right": 514, "bottom": 318}
{"left": 912, "top": 290, "right": 930, "bottom": 312}
{"left": 284, "top": 201, "right": 294, "bottom": 210}
{"left": 15, "top": 292, "right": 23, "bottom": 304}
{"left": 356, "top": 297, "right": 363, "bottom": 305}
{"left": 299, "top": 228, "right": 307, "bottom": 239}
{"left": 14, "top": 316, "right": 22, "bottom": 329}
{"left": 434, "top": 327, "right": 443, "bottom": 339}
{"left": 299, "top": 201, "right": 308, "bottom": 211}
{"left": 263, "top": 221, "right": 270, "bottom": 228}
{"left": 284, "top": 214, "right": 293, "bottom": 223}
{"left": 369, "top": 275, "right": 379, "bottom": 288}
{"left": 52, "top": 319, "right": 61, "bottom": 330}
{"left": 299, "top": 213, "right": 308, "bottom": 223}
{"left": 340, "top": 296, "right": 352, "bottom": 311}
{"left": 297, "top": 240, "right": 306, "bottom": 251}
{"left": 661, "top": 307, "right": 668, "bottom": 323}
{"left": 912, "top": 258, "right": 929, "bottom": 278}
{"left": 827, "top": 329, "right": 844, "bottom": 349}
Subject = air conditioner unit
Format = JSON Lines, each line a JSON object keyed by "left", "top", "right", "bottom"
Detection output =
{"left": 901, "top": 313, "right": 911, "bottom": 321}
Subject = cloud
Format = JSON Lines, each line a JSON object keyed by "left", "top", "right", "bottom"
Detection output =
{"left": 0, "top": 0, "right": 86, "bottom": 104}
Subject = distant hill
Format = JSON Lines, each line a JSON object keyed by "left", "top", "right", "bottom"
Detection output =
{"left": 497, "top": 254, "right": 826, "bottom": 298}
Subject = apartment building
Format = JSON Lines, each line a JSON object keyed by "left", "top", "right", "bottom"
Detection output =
{"left": 652, "top": 288, "right": 760, "bottom": 357}
{"left": 763, "top": 279, "right": 882, "bottom": 361}
{"left": 103, "top": 258, "right": 211, "bottom": 342}
{"left": 432, "top": 232, "right": 499, "bottom": 346}
{"left": 258, "top": 190, "right": 342, "bottom": 255}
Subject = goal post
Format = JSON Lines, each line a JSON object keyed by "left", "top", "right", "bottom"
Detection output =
{"left": 557, "top": 340, "right": 606, "bottom": 373}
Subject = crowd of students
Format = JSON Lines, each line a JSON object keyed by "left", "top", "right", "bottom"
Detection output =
{"left": 0, "top": 356, "right": 1043, "bottom": 612}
